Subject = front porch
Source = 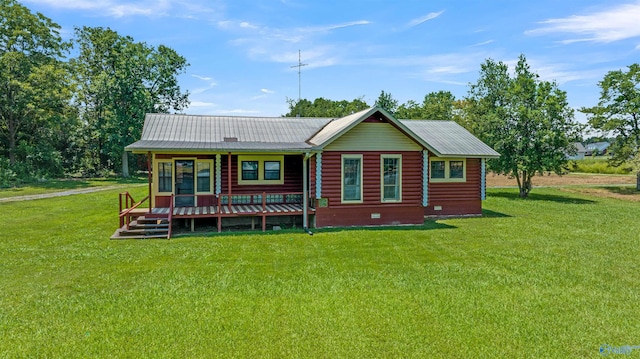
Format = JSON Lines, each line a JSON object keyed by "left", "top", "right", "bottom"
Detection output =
{"left": 112, "top": 192, "right": 314, "bottom": 239}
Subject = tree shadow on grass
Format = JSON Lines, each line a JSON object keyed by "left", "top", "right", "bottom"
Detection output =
{"left": 482, "top": 209, "right": 511, "bottom": 218}
{"left": 489, "top": 190, "right": 595, "bottom": 204}
{"left": 601, "top": 186, "right": 640, "bottom": 196}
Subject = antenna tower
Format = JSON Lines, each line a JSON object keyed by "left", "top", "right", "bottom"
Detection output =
{"left": 290, "top": 50, "right": 308, "bottom": 117}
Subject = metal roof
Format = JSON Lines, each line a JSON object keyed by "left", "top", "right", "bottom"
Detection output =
{"left": 400, "top": 120, "right": 500, "bottom": 158}
{"left": 126, "top": 109, "right": 499, "bottom": 158}
{"left": 126, "top": 114, "right": 332, "bottom": 152}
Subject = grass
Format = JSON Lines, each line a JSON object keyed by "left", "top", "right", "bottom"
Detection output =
{"left": 1, "top": 186, "right": 640, "bottom": 357}
{"left": 0, "top": 177, "right": 146, "bottom": 198}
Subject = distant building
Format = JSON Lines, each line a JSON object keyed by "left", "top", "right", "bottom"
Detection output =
{"left": 567, "top": 142, "right": 587, "bottom": 160}
{"left": 585, "top": 142, "right": 611, "bottom": 156}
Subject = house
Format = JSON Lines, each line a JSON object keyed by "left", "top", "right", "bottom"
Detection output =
{"left": 585, "top": 141, "right": 611, "bottom": 156}
{"left": 114, "top": 106, "right": 499, "bottom": 239}
{"left": 567, "top": 142, "right": 587, "bottom": 160}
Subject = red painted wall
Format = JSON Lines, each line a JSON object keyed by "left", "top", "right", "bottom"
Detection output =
{"left": 220, "top": 154, "right": 304, "bottom": 194}
{"left": 314, "top": 151, "right": 424, "bottom": 227}
{"left": 424, "top": 158, "right": 482, "bottom": 216}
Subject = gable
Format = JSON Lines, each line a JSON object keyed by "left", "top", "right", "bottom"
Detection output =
{"left": 325, "top": 122, "right": 421, "bottom": 151}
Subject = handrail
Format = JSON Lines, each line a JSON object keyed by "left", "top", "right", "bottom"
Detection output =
{"left": 119, "top": 194, "right": 150, "bottom": 229}
{"left": 167, "top": 194, "right": 174, "bottom": 239}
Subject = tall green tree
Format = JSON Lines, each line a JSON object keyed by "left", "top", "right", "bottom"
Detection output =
{"left": 374, "top": 90, "right": 398, "bottom": 115}
{"left": 581, "top": 64, "right": 640, "bottom": 188}
{"left": 396, "top": 90, "right": 457, "bottom": 120}
{"left": 466, "top": 54, "right": 581, "bottom": 197}
{"left": 0, "top": 0, "right": 73, "bottom": 182}
{"left": 284, "top": 97, "right": 369, "bottom": 118}
{"left": 72, "top": 27, "right": 189, "bottom": 176}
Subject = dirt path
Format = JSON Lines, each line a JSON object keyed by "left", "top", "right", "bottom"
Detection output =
{"left": 486, "top": 173, "right": 636, "bottom": 187}
{"left": 0, "top": 184, "right": 144, "bottom": 203}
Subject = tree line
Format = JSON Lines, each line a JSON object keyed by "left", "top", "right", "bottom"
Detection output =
{"left": 0, "top": 0, "right": 189, "bottom": 186}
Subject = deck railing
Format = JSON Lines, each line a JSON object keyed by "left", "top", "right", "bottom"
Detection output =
{"left": 118, "top": 192, "right": 150, "bottom": 229}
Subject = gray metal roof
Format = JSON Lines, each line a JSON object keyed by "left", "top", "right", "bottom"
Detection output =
{"left": 126, "top": 109, "right": 499, "bottom": 158}
{"left": 126, "top": 114, "right": 332, "bottom": 152}
{"left": 400, "top": 120, "right": 500, "bottom": 158}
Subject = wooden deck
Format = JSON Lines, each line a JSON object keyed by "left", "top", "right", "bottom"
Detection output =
{"left": 151, "top": 203, "right": 309, "bottom": 217}
{"left": 117, "top": 191, "right": 312, "bottom": 238}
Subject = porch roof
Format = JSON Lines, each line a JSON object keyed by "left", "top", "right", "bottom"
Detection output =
{"left": 401, "top": 120, "right": 500, "bottom": 158}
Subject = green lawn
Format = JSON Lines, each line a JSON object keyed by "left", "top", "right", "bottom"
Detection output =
{"left": 1, "top": 186, "right": 639, "bottom": 357}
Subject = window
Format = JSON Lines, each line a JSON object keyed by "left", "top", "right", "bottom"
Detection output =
{"left": 237, "top": 155, "right": 284, "bottom": 185}
{"left": 241, "top": 161, "right": 259, "bottom": 180}
{"left": 158, "top": 162, "right": 172, "bottom": 192}
{"left": 449, "top": 161, "right": 464, "bottom": 179}
{"left": 430, "top": 158, "right": 467, "bottom": 182}
{"left": 431, "top": 161, "right": 445, "bottom": 179}
{"left": 381, "top": 155, "right": 401, "bottom": 202}
{"left": 264, "top": 161, "right": 281, "bottom": 180}
{"left": 197, "top": 161, "right": 211, "bottom": 192}
{"left": 342, "top": 155, "right": 362, "bottom": 203}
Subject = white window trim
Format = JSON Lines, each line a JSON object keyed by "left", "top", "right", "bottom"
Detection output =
{"left": 341, "top": 154, "right": 363, "bottom": 204}
{"left": 429, "top": 158, "right": 467, "bottom": 183}
{"left": 237, "top": 155, "right": 285, "bottom": 185}
{"left": 380, "top": 154, "right": 402, "bottom": 203}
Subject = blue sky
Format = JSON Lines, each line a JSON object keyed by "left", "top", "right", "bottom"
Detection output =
{"left": 21, "top": 0, "right": 640, "bottom": 120}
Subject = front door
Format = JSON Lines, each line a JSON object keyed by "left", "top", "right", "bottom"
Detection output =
{"left": 175, "top": 160, "right": 195, "bottom": 206}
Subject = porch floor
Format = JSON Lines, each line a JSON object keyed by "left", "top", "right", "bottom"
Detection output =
{"left": 152, "top": 203, "right": 311, "bottom": 217}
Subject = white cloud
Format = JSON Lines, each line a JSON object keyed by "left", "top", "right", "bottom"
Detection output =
{"left": 23, "top": 0, "right": 218, "bottom": 19}
{"left": 526, "top": 2, "right": 640, "bottom": 43}
{"left": 407, "top": 11, "right": 444, "bottom": 28}
{"left": 191, "top": 74, "right": 213, "bottom": 81}
{"left": 261, "top": 89, "right": 275, "bottom": 94}
{"left": 469, "top": 40, "right": 494, "bottom": 47}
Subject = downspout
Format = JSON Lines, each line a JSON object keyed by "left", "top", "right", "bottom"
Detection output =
{"left": 303, "top": 152, "right": 313, "bottom": 235}
{"left": 147, "top": 151, "right": 152, "bottom": 213}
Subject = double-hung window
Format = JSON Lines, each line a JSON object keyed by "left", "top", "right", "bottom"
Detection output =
{"left": 342, "top": 155, "right": 363, "bottom": 203}
{"left": 158, "top": 161, "right": 172, "bottom": 193}
{"left": 381, "top": 155, "right": 401, "bottom": 202}
{"left": 241, "top": 161, "right": 259, "bottom": 181}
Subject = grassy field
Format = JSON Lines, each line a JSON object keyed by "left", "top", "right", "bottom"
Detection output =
{"left": 0, "top": 177, "right": 146, "bottom": 198}
{"left": 1, "top": 185, "right": 640, "bottom": 357}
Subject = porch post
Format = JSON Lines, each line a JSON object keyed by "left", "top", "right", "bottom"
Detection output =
{"left": 303, "top": 153, "right": 310, "bottom": 229}
{"left": 147, "top": 151, "right": 152, "bottom": 213}
{"left": 481, "top": 158, "right": 486, "bottom": 200}
{"left": 423, "top": 150, "right": 429, "bottom": 207}
{"left": 227, "top": 152, "right": 232, "bottom": 211}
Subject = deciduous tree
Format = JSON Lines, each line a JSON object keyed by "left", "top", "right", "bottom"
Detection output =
{"left": 0, "top": 0, "right": 73, "bottom": 181}
{"left": 72, "top": 27, "right": 189, "bottom": 176}
{"left": 466, "top": 54, "right": 582, "bottom": 197}
{"left": 284, "top": 97, "right": 369, "bottom": 118}
{"left": 581, "top": 64, "right": 640, "bottom": 188}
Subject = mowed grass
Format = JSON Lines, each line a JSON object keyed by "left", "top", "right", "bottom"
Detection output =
{"left": 1, "top": 186, "right": 640, "bottom": 357}
{"left": 0, "top": 177, "right": 146, "bottom": 198}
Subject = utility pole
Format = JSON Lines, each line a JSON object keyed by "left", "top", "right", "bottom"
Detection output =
{"left": 290, "top": 50, "right": 308, "bottom": 117}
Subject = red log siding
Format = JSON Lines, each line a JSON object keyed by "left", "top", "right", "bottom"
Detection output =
{"left": 424, "top": 158, "right": 482, "bottom": 216}
{"left": 315, "top": 151, "right": 424, "bottom": 227}
{"left": 221, "top": 154, "right": 303, "bottom": 194}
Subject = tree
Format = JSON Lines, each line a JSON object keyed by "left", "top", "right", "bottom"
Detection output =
{"left": 374, "top": 90, "right": 398, "bottom": 114}
{"left": 581, "top": 64, "right": 640, "bottom": 189}
{"left": 284, "top": 97, "right": 369, "bottom": 117}
{"left": 0, "top": 0, "right": 73, "bottom": 181}
{"left": 395, "top": 91, "right": 456, "bottom": 120}
{"left": 72, "top": 26, "right": 189, "bottom": 176}
{"left": 465, "top": 54, "right": 582, "bottom": 197}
